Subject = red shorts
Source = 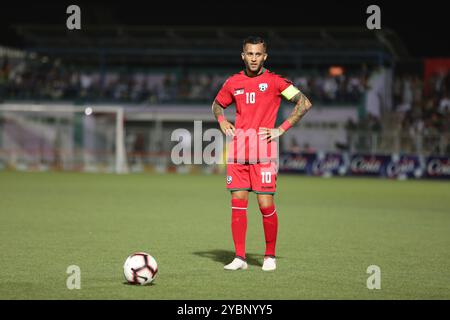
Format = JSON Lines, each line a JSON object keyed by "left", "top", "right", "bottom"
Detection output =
{"left": 226, "top": 162, "right": 278, "bottom": 194}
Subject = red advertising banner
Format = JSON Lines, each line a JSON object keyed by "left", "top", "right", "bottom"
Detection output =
{"left": 424, "top": 58, "right": 450, "bottom": 95}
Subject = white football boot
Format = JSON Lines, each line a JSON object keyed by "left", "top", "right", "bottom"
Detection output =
{"left": 224, "top": 257, "right": 248, "bottom": 270}
{"left": 262, "top": 257, "right": 276, "bottom": 271}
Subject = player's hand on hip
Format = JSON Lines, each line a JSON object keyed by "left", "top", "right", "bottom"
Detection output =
{"left": 258, "top": 127, "right": 284, "bottom": 142}
{"left": 220, "top": 121, "right": 235, "bottom": 137}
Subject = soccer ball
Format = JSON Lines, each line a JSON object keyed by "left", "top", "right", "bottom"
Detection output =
{"left": 123, "top": 252, "right": 158, "bottom": 285}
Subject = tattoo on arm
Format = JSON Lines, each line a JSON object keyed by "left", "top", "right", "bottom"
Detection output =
{"left": 212, "top": 100, "right": 225, "bottom": 120}
{"left": 284, "top": 91, "right": 312, "bottom": 127}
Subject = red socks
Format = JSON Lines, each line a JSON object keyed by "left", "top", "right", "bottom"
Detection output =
{"left": 231, "top": 199, "right": 248, "bottom": 259}
{"left": 230, "top": 200, "right": 278, "bottom": 259}
{"left": 260, "top": 205, "right": 278, "bottom": 257}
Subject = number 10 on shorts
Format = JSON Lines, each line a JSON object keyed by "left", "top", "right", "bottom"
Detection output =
{"left": 261, "top": 172, "right": 272, "bottom": 183}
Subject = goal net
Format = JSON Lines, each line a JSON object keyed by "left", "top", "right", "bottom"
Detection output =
{"left": 0, "top": 104, "right": 128, "bottom": 173}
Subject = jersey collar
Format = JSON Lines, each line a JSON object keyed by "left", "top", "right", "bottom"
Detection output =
{"left": 243, "top": 67, "right": 267, "bottom": 78}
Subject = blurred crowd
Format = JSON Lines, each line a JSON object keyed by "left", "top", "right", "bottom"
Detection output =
{"left": 395, "top": 71, "right": 450, "bottom": 136}
{"left": 0, "top": 55, "right": 367, "bottom": 104}
{"left": 324, "top": 68, "right": 450, "bottom": 155}
{"left": 289, "top": 69, "right": 368, "bottom": 105}
{"left": 1, "top": 54, "right": 449, "bottom": 155}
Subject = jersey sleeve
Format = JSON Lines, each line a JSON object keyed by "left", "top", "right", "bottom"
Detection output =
{"left": 214, "top": 78, "right": 234, "bottom": 109}
{"left": 276, "top": 75, "right": 300, "bottom": 100}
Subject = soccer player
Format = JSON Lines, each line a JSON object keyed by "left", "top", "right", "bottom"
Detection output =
{"left": 211, "top": 36, "right": 313, "bottom": 271}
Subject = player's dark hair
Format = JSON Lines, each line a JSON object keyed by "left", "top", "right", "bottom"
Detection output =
{"left": 242, "top": 36, "right": 267, "bottom": 51}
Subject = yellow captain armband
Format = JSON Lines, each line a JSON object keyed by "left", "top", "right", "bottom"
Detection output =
{"left": 281, "top": 85, "right": 300, "bottom": 100}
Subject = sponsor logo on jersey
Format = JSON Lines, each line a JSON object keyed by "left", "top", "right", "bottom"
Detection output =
{"left": 234, "top": 88, "right": 244, "bottom": 96}
{"left": 259, "top": 83, "right": 268, "bottom": 92}
{"left": 226, "top": 175, "right": 233, "bottom": 184}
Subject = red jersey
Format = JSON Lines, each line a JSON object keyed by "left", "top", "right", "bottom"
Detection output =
{"left": 215, "top": 68, "right": 294, "bottom": 163}
{"left": 215, "top": 68, "right": 293, "bottom": 131}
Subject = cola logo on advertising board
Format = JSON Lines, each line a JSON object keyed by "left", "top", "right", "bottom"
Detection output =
{"left": 386, "top": 159, "right": 417, "bottom": 177}
{"left": 350, "top": 156, "right": 381, "bottom": 173}
{"left": 427, "top": 159, "right": 450, "bottom": 176}
{"left": 312, "top": 157, "right": 341, "bottom": 175}
{"left": 281, "top": 155, "right": 308, "bottom": 171}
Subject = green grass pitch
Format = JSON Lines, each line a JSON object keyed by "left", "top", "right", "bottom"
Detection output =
{"left": 0, "top": 170, "right": 449, "bottom": 299}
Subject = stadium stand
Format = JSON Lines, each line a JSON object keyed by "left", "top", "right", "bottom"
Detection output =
{"left": 0, "top": 25, "right": 449, "bottom": 163}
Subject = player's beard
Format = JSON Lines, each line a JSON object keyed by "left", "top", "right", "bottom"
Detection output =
{"left": 246, "top": 61, "right": 264, "bottom": 75}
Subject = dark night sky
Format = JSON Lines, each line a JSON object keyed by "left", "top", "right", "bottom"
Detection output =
{"left": 0, "top": 0, "right": 449, "bottom": 58}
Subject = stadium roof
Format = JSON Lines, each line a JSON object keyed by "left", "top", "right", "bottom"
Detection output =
{"left": 11, "top": 25, "right": 407, "bottom": 67}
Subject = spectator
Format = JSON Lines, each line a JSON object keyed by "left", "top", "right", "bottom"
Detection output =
{"left": 439, "top": 92, "right": 450, "bottom": 114}
{"left": 287, "top": 137, "right": 301, "bottom": 154}
{"left": 303, "top": 143, "right": 316, "bottom": 153}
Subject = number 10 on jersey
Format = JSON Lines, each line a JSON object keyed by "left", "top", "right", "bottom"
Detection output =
{"left": 262, "top": 172, "right": 271, "bottom": 183}
{"left": 246, "top": 92, "right": 255, "bottom": 104}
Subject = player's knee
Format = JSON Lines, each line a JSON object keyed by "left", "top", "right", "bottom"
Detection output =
{"left": 257, "top": 195, "right": 274, "bottom": 208}
{"left": 231, "top": 191, "right": 249, "bottom": 201}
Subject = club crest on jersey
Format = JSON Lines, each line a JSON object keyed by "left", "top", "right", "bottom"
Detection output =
{"left": 259, "top": 83, "right": 268, "bottom": 92}
{"left": 234, "top": 88, "right": 244, "bottom": 96}
{"left": 226, "top": 176, "right": 232, "bottom": 184}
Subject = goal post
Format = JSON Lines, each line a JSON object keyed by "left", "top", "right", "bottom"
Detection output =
{"left": 0, "top": 103, "right": 129, "bottom": 174}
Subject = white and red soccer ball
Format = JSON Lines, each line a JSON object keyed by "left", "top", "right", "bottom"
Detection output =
{"left": 123, "top": 252, "right": 158, "bottom": 285}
